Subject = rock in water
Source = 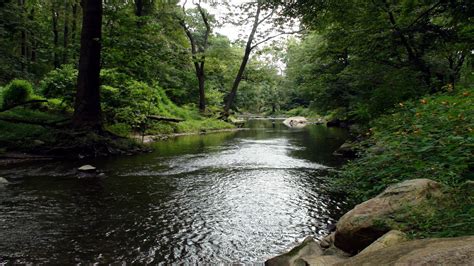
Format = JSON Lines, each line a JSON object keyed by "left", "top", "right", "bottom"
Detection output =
{"left": 78, "top": 165, "right": 96, "bottom": 173}
{"left": 334, "top": 179, "right": 444, "bottom": 254}
{"left": 0, "top": 177, "right": 8, "bottom": 184}
{"left": 283, "top": 117, "right": 308, "bottom": 128}
{"left": 265, "top": 237, "right": 322, "bottom": 266}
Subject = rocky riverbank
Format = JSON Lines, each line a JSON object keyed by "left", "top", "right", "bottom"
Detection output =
{"left": 266, "top": 178, "right": 474, "bottom": 265}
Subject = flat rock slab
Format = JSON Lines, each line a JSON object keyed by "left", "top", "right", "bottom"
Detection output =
{"left": 337, "top": 236, "right": 474, "bottom": 265}
{"left": 78, "top": 165, "right": 96, "bottom": 172}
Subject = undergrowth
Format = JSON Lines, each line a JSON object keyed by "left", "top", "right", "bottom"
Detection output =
{"left": 335, "top": 86, "right": 473, "bottom": 238}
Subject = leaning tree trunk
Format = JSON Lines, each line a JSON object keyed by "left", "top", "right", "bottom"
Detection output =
{"left": 223, "top": 2, "right": 261, "bottom": 117}
{"left": 72, "top": 0, "right": 102, "bottom": 130}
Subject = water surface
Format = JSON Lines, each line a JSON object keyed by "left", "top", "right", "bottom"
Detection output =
{"left": 0, "top": 119, "right": 349, "bottom": 264}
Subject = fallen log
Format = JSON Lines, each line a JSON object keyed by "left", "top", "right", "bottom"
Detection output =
{"left": 146, "top": 115, "right": 184, "bottom": 123}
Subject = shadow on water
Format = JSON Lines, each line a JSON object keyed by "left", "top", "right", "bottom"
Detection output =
{"left": 0, "top": 119, "right": 350, "bottom": 264}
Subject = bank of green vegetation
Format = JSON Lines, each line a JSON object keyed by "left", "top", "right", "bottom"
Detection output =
{"left": 336, "top": 87, "right": 474, "bottom": 238}
{"left": 275, "top": 0, "right": 474, "bottom": 239}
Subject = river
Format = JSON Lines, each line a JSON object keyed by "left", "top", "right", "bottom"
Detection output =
{"left": 0, "top": 119, "right": 349, "bottom": 264}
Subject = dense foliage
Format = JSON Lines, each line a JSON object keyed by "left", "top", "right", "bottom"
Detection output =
{"left": 338, "top": 87, "right": 474, "bottom": 201}
{"left": 280, "top": 0, "right": 473, "bottom": 120}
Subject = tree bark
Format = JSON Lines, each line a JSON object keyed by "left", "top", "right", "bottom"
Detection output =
{"left": 72, "top": 0, "right": 102, "bottom": 130}
{"left": 179, "top": 2, "right": 210, "bottom": 112}
{"left": 62, "top": 0, "right": 69, "bottom": 64}
{"left": 18, "top": 0, "right": 27, "bottom": 71}
{"left": 71, "top": 0, "right": 78, "bottom": 60}
{"left": 52, "top": 3, "right": 60, "bottom": 68}
{"left": 29, "top": 7, "right": 37, "bottom": 63}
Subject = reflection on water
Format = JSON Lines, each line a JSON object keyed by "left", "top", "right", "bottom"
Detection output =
{"left": 0, "top": 119, "right": 349, "bottom": 264}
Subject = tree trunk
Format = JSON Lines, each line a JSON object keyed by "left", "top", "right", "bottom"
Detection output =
{"left": 197, "top": 64, "right": 206, "bottom": 112}
{"left": 134, "top": 0, "right": 143, "bottom": 16}
{"left": 179, "top": 3, "right": 210, "bottom": 113}
{"left": 28, "top": 7, "right": 36, "bottom": 63}
{"left": 72, "top": 0, "right": 102, "bottom": 130}
{"left": 18, "top": 0, "right": 27, "bottom": 71}
{"left": 52, "top": 3, "right": 60, "bottom": 68}
{"left": 62, "top": 0, "right": 69, "bottom": 64}
{"left": 223, "top": 3, "right": 261, "bottom": 116}
{"left": 71, "top": 0, "right": 78, "bottom": 60}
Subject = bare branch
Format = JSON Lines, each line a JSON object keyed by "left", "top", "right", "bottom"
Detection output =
{"left": 250, "top": 29, "right": 304, "bottom": 50}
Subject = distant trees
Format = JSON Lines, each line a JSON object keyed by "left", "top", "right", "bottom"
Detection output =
{"left": 276, "top": 0, "right": 474, "bottom": 120}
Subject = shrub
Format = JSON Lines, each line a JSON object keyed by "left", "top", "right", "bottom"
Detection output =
{"left": 39, "top": 64, "right": 77, "bottom": 105}
{"left": 2, "top": 79, "right": 34, "bottom": 107}
{"left": 337, "top": 87, "right": 474, "bottom": 201}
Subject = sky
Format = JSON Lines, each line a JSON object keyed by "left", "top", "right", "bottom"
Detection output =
{"left": 179, "top": 0, "right": 301, "bottom": 73}
{"left": 179, "top": 0, "right": 300, "bottom": 43}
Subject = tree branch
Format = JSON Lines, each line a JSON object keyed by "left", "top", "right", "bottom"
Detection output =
{"left": 250, "top": 29, "right": 303, "bottom": 50}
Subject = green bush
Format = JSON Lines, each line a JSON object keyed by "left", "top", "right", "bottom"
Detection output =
{"left": 337, "top": 87, "right": 474, "bottom": 201}
{"left": 2, "top": 79, "right": 34, "bottom": 107}
{"left": 106, "top": 123, "right": 132, "bottom": 137}
{"left": 39, "top": 64, "right": 77, "bottom": 105}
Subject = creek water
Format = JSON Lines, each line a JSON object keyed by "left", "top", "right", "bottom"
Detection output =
{"left": 0, "top": 119, "right": 349, "bottom": 264}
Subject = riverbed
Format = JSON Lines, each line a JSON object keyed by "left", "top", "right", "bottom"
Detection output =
{"left": 0, "top": 119, "right": 349, "bottom": 264}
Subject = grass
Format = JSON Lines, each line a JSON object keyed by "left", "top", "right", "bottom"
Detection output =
{"left": 392, "top": 185, "right": 474, "bottom": 239}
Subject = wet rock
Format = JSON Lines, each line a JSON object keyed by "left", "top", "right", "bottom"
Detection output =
{"left": 334, "top": 179, "right": 444, "bottom": 254}
{"left": 326, "top": 119, "right": 349, "bottom": 128}
{"left": 265, "top": 237, "right": 322, "bottom": 266}
{"left": 333, "top": 142, "right": 357, "bottom": 157}
{"left": 0, "top": 177, "right": 9, "bottom": 184}
{"left": 320, "top": 232, "right": 335, "bottom": 249}
{"left": 33, "top": 139, "right": 45, "bottom": 146}
{"left": 303, "top": 254, "right": 347, "bottom": 266}
{"left": 283, "top": 117, "right": 308, "bottom": 128}
{"left": 337, "top": 236, "right": 474, "bottom": 266}
{"left": 358, "top": 230, "right": 407, "bottom": 255}
{"left": 78, "top": 165, "right": 96, "bottom": 173}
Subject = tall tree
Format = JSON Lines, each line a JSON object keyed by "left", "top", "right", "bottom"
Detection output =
{"left": 223, "top": 0, "right": 300, "bottom": 116}
{"left": 178, "top": 0, "right": 212, "bottom": 112}
{"left": 72, "top": 0, "right": 103, "bottom": 129}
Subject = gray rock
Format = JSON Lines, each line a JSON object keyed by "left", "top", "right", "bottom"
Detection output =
{"left": 78, "top": 165, "right": 96, "bottom": 172}
{"left": 358, "top": 230, "right": 407, "bottom": 255}
{"left": 0, "top": 177, "right": 8, "bottom": 184}
{"left": 334, "top": 179, "right": 444, "bottom": 254}
{"left": 266, "top": 237, "right": 322, "bottom": 266}
{"left": 33, "top": 139, "right": 45, "bottom": 146}
{"left": 336, "top": 236, "right": 474, "bottom": 266}
{"left": 320, "top": 232, "right": 335, "bottom": 249}
{"left": 283, "top": 117, "right": 308, "bottom": 128}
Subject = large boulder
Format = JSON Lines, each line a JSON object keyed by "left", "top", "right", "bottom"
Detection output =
{"left": 334, "top": 179, "right": 444, "bottom": 254}
{"left": 283, "top": 117, "right": 308, "bottom": 128}
{"left": 337, "top": 236, "right": 474, "bottom": 265}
